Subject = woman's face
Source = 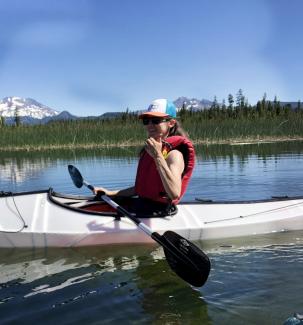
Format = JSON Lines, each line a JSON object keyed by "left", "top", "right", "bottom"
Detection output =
{"left": 142, "top": 117, "right": 176, "bottom": 140}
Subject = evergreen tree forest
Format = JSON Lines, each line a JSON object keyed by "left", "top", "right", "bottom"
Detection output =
{"left": 0, "top": 90, "right": 302, "bottom": 151}
{"left": 178, "top": 90, "right": 302, "bottom": 121}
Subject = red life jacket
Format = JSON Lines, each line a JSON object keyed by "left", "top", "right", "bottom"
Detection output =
{"left": 135, "top": 136, "right": 195, "bottom": 204}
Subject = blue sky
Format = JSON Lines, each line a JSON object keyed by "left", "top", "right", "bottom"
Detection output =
{"left": 0, "top": 0, "right": 302, "bottom": 116}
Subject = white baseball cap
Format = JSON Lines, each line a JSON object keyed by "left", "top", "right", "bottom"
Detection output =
{"left": 139, "top": 99, "right": 177, "bottom": 118}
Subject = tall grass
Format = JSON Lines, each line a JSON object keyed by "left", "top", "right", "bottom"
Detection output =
{"left": 182, "top": 115, "right": 303, "bottom": 143}
{"left": 0, "top": 114, "right": 303, "bottom": 151}
{"left": 0, "top": 118, "right": 145, "bottom": 150}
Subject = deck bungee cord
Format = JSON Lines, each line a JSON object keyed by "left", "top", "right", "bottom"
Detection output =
{"left": 0, "top": 191, "right": 28, "bottom": 233}
{"left": 204, "top": 200, "right": 303, "bottom": 224}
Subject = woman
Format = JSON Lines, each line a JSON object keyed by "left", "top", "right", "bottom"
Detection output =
{"left": 94, "top": 98, "right": 195, "bottom": 216}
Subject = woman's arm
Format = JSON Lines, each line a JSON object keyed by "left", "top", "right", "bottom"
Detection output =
{"left": 145, "top": 137, "right": 185, "bottom": 200}
{"left": 154, "top": 150, "right": 184, "bottom": 200}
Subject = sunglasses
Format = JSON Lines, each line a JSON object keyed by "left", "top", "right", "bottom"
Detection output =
{"left": 142, "top": 118, "right": 170, "bottom": 125}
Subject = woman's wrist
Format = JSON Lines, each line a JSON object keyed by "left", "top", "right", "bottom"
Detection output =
{"left": 154, "top": 154, "right": 166, "bottom": 170}
{"left": 108, "top": 190, "right": 119, "bottom": 196}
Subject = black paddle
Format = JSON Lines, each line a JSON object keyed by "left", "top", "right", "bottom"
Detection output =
{"left": 68, "top": 164, "right": 211, "bottom": 287}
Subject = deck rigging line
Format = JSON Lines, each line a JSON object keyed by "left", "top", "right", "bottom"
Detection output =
{"left": 204, "top": 201, "right": 303, "bottom": 224}
{"left": 0, "top": 192, "right": 28, "bottom": 233}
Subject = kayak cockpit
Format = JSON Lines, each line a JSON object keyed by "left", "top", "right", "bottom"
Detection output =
{"left": 49, "top": 189, "right": 122, "bottom": 217}
{"left": 48, "top": 189, "right": 178, "bottom": 218}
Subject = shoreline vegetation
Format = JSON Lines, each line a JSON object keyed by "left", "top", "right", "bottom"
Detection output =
{"left": 1, "top": 92, "right": 303, "bottom": 152}
{"left": 1, "top": 137, "right": 303, "bottom": 152}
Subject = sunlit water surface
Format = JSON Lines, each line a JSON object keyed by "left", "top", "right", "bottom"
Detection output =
{"left": 1, "top": 142, "right": 303, "bottom": 324}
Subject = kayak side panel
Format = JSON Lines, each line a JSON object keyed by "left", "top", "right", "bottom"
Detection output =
{"left": 1, "top": 190, "right": 303, "bottom": 247}
{"left": 0, "top": 192, "right": 155, "bottom": 247}
{"left": 176, "top": 200, "right": 303, "bottom": 240}
{"left": 0, "top": 230, "right": 154, "bottom": 248}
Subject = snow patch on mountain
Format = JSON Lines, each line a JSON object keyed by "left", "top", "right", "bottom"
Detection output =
{"left": 174, "top": 97, "right": 213, "bottom": 111}
{"left": 0, "top": 96, "right": 59, "bottom": 119}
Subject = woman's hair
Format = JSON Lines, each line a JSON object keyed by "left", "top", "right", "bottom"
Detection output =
{"left": 168, "top": 119, "right": 188, "bottom": 138}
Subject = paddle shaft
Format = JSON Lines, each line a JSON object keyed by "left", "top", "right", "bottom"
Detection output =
{"left": 81, "top": 182, "right": 198, "bottom": 254}
{"left": 81, "top": 179, "right": 156, "bottom": 237}
{"left": 68, "top": 164, "right": 211, "bottom": 287}
{"left": 100, "top": 194, "right": 153, "bottom": 236}
{"left": 68, "top": 163, "right": 175, "bottom": 242}
{"left": 99, "top": 189, "right": 211, "bottom": 287}
{"left": 83, "top": 182, "right": 167, "bottom": 243}
{"left": 101, "top": 194, "right": 193, "bottom": 259}
{"left": 72, "top": 167, "right": 193, "bottom": 249}
{"left": 83, "top": 180, "right": 94, "bottom": 192}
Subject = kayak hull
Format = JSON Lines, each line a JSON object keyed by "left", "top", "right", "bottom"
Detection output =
{"left": 1, "top": 189, "right": 303, "bottom": 248}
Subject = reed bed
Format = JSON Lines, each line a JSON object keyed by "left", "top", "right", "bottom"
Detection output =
{"left": 182, "top": 115, "right": 303, "bottom": 143}
{"left": 0, "top": 114, "right": 303, "bottom": 151}
{"left": 0, "top": 119, "right": 144, "bottom": 150}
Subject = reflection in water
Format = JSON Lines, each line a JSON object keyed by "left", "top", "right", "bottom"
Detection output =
{"left": 1, "top": 140, "right": 303, "bottom": 162}
{"left": 0, "top": 147, "right": 138, "bottom": 183}
{"left": 0, "top": 245, "right": 151, "bottom": 286}
{"left": 1, "top": 141, "right": 303, "bottom": 199}
{"left": 1, "top": 141, "right": 303, "bottom": 323}
{"left": 135, "top": 257, "right": 210, "bottom": 323}
{"left": 0, "top": 244, "right": 210, "bottom": 323}
{"left": 0, "top": 157, "right": 53, "bottom": 184}
{"left": 1, "top": 232, "right": 303, "bottom": 323}
{"left": 0, "top": 148, "right": 139, "bottom": 193}
{"left": 191, "top": 141, "right": 303, "bottom": 201}
{"left": 196, "top": 140, "right": 303, "bottom": 162}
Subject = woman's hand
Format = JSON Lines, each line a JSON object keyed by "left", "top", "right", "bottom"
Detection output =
{"left": 145, "top": 137, "right": 163, "bottom": 159}
{"left": 93, "top": 187, "right": 118, "bottom": 196}
{"left": 93, "top": 186, "right": 136, "bottom": 197}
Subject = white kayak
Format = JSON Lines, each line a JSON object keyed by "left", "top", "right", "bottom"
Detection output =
{"left": 1, "top": 189, "right": 303, "bottom": 248}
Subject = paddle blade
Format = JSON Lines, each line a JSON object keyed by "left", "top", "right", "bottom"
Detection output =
{"left": 162, "top": 231, "right": 211, "bottom": 287}
{"left": 68, "top": 165, "right": 84, "bottom": 188}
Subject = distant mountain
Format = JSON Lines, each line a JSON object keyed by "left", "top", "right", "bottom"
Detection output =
{"left": 175, "top": 97, "right": 302, "bottom": 111}
{"left": 100, "top": 112, "right": 124, "bottom": 119}
{"left": 0, "top": 97, "right": 81, "bottom": 125}
{"left": 41, "top": 111, "right": 78, "bottom": 123}
{"left": 174, "top": 97, "right": 213, "bottom": 111}
{"left": 2, "top": 96, "right": 300, "bottom": 126}
{"left": 0, "top": 96, "right": 128, "bottom": 125}
{"left": 279, "top": 101, "right": 301, "bottom": 110}
{"left": 0, "top": 96, "right": 59, "bottom": 119}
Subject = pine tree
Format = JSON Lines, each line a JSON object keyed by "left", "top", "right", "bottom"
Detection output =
{"left": 256, "top": 101, "right": 262, "bottom": 117}
{"left": 121, "top": 107, "right": 129, "bottom": 121}
{"left": 261, "top": 93, "right": 267, "bottom": 111}
{"left": 178, "top": 101, "right": 187, "bottom": 119}
{"left": 0, "top": 116, "right": 4, "bottom": 127}
{"left": 267, "top": 101, "right": 273, "bottom": 117}
{"left": 211, "top": 96, "right": 219, "bottom": 109}
{"left": 236, "top": 89, "right": 245, "bottom": 109}
{"left": 296, "top": 100, "right": 301, "bottom": 112}
{"left": 14, "top": 107, "right": 21, "bottom": 127}
{"left": 273, "top": 96, "right": 281, "bottom": 116}
{"left": 283, "top": 103, "right": 291, "bottom": 117}
{"left": 228, "top": 94, "right": 234, "bottom": 110}
{"left": 209, "top": 96, "right": 219, "bottom": 119}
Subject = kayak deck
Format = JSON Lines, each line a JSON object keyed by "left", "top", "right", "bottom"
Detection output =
{"left": 0, "top": 189, "right": 303, "bottom": 248}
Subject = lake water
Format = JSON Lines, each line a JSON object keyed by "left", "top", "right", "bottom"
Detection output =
{"left": 1, "top": 141, "right": 303, "bottom": 324}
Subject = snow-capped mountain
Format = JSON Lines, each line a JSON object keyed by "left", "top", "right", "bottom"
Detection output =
{"left": 174, "top": 97, "right": 213, "bottom": 111}
{"left": 0, "top": 96, "right": 59, "bottom": 119}
{"left": 0, "top": 95, "right": 222, "bottom": 126}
